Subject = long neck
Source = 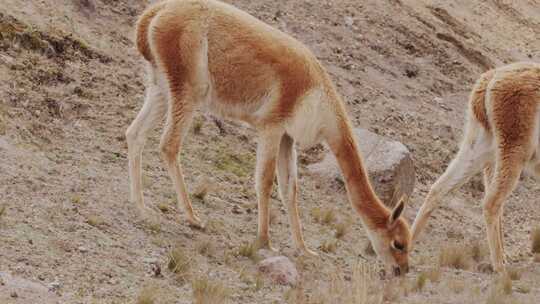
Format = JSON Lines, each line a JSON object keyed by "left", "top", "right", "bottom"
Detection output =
{"left": 325, "top": 102, "right": 390, "bottom": 229}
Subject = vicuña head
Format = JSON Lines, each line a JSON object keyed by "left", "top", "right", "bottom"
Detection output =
{"left": 127, "top": 0, "right": 411, "bottom": 275}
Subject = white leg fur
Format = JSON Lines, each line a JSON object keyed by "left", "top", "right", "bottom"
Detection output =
{"left": 126, "top": 81, "right": 167, "bottom": 215}
{"left": 276, "top": 134, "right": 318, "bottom": 256}
{"left": 412, "top": 120, "right": 493, "bottom": 242}
{"left": 254, "top": 130, "right": 282, "bottom": 250}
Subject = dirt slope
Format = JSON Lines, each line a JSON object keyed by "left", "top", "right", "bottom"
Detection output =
{"left": 0, "top": 0, "right": 539, "bottom": 303}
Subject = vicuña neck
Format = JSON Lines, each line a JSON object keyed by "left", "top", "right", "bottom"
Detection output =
{"left": 326, "top": 105, "right": 390, "bottom": 229}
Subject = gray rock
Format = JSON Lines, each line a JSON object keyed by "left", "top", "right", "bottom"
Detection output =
{"left": 308, "top": 128, "right": 415, "bottom": 207}
{"left": 257, "top": 256, "right": 298, "bottom": 286}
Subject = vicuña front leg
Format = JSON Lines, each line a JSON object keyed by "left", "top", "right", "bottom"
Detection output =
{"left": 277, "top": 134, "right": 317, "bottom": 257}
{"left": 254, "top": 131, "right": 281, "bottom": 251}
{"left": 159, "top": 96, "right": 203, "bottom": 228}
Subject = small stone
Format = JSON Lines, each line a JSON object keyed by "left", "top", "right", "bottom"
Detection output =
{"left": 11, "top": 291, "right": 18, "bottom": 298}
{"left": 344, "top": 16, "right": 354, "bottom": 27}
{"left": 78, "top": 246, "right": 88, "bottom": 253}
{"left": 143, "top": 257, "right": 158, "bottom": 264}
{"left": 258, "top": 256, "right": 298, "bottom": 286}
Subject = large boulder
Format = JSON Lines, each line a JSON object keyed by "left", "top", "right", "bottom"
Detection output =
{"left": 257, "top": 256, "right": 298, "bottom": 286}
{"left": 308, "top": 128, "right": 415, "bottom": 207}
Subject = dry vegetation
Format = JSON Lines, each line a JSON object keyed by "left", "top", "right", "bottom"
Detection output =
{"left": 192, "top": 276, "right": 230, "bottom": 304}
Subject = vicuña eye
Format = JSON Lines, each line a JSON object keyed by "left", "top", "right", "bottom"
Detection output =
{"left": 392, "top": 241, "right": 405, "bottom": 251}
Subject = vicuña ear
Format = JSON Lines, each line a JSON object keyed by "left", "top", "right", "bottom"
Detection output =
{"left": 388, "top": 196, "right": 406, "bottom": 228}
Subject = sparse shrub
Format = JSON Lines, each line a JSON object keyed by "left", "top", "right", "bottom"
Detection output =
{"left": 192, "top": 181, "right": 210, "bottom": 202}
{"left": 311, "top": 207, "right": 335, "bottom": 225}
{"left": 507, "top": 268, "right": 521, "bottom": 281}
{"left": 424, "top": 266, "right": 441, "bottom": 283}
{"left": 86, "top": 215, "right": 104, "bottom": 227}
{"left": 413, "top": 272, "right": 427, "bottom": 292}
{"left": 157, "top": 202, "right": 169, "bottom": 213}
{"left": 192, "top": 119, "right": 203, "bottom": 135}
{"left": 136, "top": 285, "right": 157, "bottom": 304}
{"left": 311, "top": 262, "right": 380, "bottom": 304}
{"left": 71, "top": 195, "right": 82, "bottom": 204}
{"left": 531, "top": 227, "right": 540, "bottom": 254}
{"left": 334, "top": 222, "right": 348, "bottom": 239}
{"left": 192, "top": 276, "right": 230, "bottom": 304}
{"left": 447, "top": 278, "right": 465, "bottom": 294}
{"left": 439, "top": 243, "right": 471, "bottom": 270}
{"left": 168, "top": 245, "right": 191, "bottom": 279}
{"left": 237, "top": 242, "right": 258, "bottom": 261}
{"left": 148, "top": 221, "right": 161, "bottom": 233}
{"left": 320, "top": 239, "right": 338, "bottom": 253}
{"left": 470, "top": 240, "right": 486, "bottom": 262}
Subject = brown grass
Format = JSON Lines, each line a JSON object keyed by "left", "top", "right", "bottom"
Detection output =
{"left": 157, "top": 202, "right": 169, "bottom": 213}
{"left": 192, "top": 276, "right": 230, "bottom": 304}
{"left": 320, "top": 239, "right": 338, "bottom": 253}
{"left": 136, "top": 285, "right": 157, "bottom": 304}
{"left": 237, "top": 242, "right": 259, "bottom": 262}
{"left": 531, "top": 227, "right": 540, "bottom": 254}
{"left": 413, "top": 272, "right": 427, "bottom": 292}
{"left": 311, "top": 207, "right": 336, "bottom": 225}
{"left": 86, "top": 215, "right": 104, "bottom": 227}
{"left": 334, "top": 222, "right": 348, "bottom": 239}
{"left": 167, "top": 245, "right": 191, "bottom": 279}
{"left": 313, "top": 262, "right": 380, "bottom": 304}
{"left": 470, "top": 240, "right": 487, "bottom": 262}
{"left": 439, "top": 243, "right": 471, "bottom": 270}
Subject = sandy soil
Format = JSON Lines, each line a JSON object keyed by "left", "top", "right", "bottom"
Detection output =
{"left": 0, "top": 0, "right": 539, "bottom": 303}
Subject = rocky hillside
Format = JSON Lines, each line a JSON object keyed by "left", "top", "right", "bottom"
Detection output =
{"left": 0, "top": 0, "right": 539, "bottom": 303}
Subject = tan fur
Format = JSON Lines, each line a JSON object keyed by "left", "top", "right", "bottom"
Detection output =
{"left": 411, "top": 62, "right": 540, "bottom": 273}
{"left": 127, "top": 0, "right": 410, "bottom": 273}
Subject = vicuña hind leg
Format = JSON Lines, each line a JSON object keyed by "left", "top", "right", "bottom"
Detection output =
{"left": 254, "top": 130, "right": 282, "bottom": 251}
{"left": 159, "top": 90, "right": 203, "bottom": 228}
{"left": 277, "top": 134, "right": 317, "bottom": 257}
{"left": 126, "top": 80, "right": 167, "bottom": 217}
{"left": 484, "top": 163, "right": 505, "bottom": 264}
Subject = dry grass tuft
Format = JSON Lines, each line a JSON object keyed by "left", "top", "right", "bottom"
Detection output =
{"left": 167, "top": 245, "right": 191, "bottom": 279}
{"left": 192, "top": 181, "right": 211, "bottom": 202}
{"left": 439, "top": 243, "right": 471, "bottom": 270}
{"left": 320, "top": 239, "right": 338, "bottom": 254}
{"left": 424, "top": 266, "right": 441, "bottom": 283}
{"left": 86, "top": 215, "right": 104, "bottom": 227}
{"left": 313, "top": 262, "right": 381, "bottom": 304}
{"left": 470, "top": 240, "right": 487, "bottom": 262}
{"left": 136, "top": 285, "right": 157, "bottom": 304}
{"left": 237, "top": 242, "right": 259, "bottom": 261}
{"left": 192, "top": 119, "right": 204, "bottom": 135}
{"left": 333, "top": 222, "right": 348, "bottom": 239}
{"left": 531, "top": 227, "right": 540, "bottom": 254}
{"left": 507, "top": 267, "right": 521, "bottom": 281}
{"left": 446, "top": 278, "right": 465, "bottom": 294}
{"left": 413, "top": 272, "right": 427, "bottom": 292}
{"left": 486, "top": 273, "right": 514, "bottom": 303}
{"left": 157, "top": 202, "right": 169, "bottom": 213}
{"left": 311, "top": 207, "right": 336, "bottom": 225}
{"left": 192, "top": 276, "right": 230, "bottom": 304}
